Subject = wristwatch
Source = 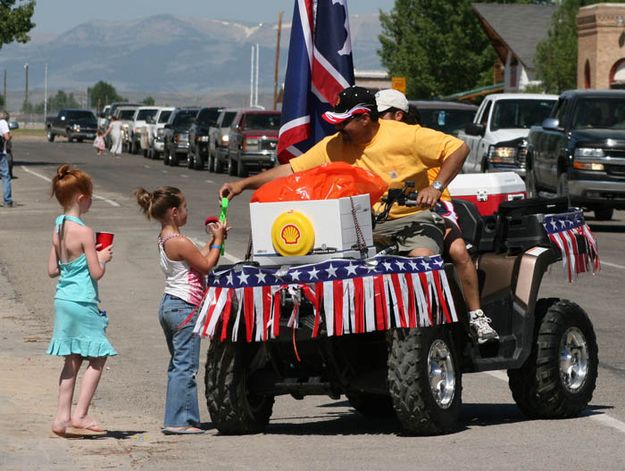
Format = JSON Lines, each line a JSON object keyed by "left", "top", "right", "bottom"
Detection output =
{"left": 431, "top": 180, "right": 445, "bottom": 192}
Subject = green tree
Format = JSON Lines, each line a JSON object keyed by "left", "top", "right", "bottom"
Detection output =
{"left": 142, "top": 96, "right": 155, "bottom": 105}
{"left": 378, "top": 0, "right": 534, "bottom": 99}
{"left": 0, "top": 0, "right": 35, "bottom": 50}
{"left": 534, "top": 0, "right": 619, "bottom": 93}
{"left": 32, "top": 90, "right": 80, "bottom": 114}
{"left": 88, "top": 81, "right": 124, "bottom": 110}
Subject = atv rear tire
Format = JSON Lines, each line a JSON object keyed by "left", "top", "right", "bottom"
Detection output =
{"left": 346, "top": 392, "right": 395, "bottom": 417}
{"left": 205, "top": 340, "right": 274, "bottom": 435}
{"left": 507, "top": 298, "right": 598, "bottom": 419}
{"left": 387, "top": 327, "right": 462, "bottom": 435}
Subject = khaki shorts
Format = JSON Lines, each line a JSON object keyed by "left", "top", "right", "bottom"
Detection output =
{"left": 374, "top": 209, "right": 445, "bottom": 254}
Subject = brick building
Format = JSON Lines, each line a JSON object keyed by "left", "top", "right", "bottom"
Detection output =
{"left": 577, "top": 3, "right": 625, "bottom": 89}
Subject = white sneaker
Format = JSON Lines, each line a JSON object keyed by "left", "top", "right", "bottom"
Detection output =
{"left": 469, "top": 311, "right": 499, "bottom": 344}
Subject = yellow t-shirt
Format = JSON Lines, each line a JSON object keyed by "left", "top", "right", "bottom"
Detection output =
{"left": 289, "top": 119, "right": 463, "bottom": 219}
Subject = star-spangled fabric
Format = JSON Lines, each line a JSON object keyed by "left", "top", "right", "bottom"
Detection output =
{"left": 192, "top": 255, "right": 458, "bottom": 342}
{"left": 543, "top": 208, "right": 600, "bottom": 282}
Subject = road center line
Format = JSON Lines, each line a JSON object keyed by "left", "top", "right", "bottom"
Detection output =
{"left": 601, "top": 261, "right": 625, "bottom": 270}
{"left": 485, "top": 370, "right": 625, "bottom": 434}
{"left": 20, "top": 166, "right": 121, "bottom": 208}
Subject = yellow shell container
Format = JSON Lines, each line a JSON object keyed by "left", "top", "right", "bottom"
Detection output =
{"left": 271, "top": 210, "right": 315, "bottom": 256}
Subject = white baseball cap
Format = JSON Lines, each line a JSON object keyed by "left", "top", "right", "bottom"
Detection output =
{"left": 375, "top": 89, "right": 409, "bottom": 113}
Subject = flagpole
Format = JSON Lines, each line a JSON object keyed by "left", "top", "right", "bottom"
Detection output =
{"left": 273, "top": 11, "right": 283, "bottom": 110}
{"left": 255, "top": 42, "right": 260, "bottom": 107}
{"left": 250, "top": 45, "right": 255, "bottom": 107}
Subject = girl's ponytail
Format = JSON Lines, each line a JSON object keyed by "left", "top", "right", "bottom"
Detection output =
{"left": 134, "top": 186, "right": 183, "bottom": 221}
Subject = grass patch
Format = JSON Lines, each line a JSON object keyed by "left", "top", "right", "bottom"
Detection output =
{"left": 12, "top": 128, "right": 46, "bottom": 137}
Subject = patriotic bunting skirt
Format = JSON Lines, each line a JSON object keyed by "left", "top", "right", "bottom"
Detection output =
{"left": 191, "top": 255, "right": 458, "bottom": 342}
{"left": 543, "top": 208, "right": 600, "bottom": 282}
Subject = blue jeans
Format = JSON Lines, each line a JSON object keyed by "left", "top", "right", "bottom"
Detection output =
{"left": 159, "top": 294, "right": 201, "bottom": 427}
{"left": 0, "top": 152, "right": 11, "bottom": 205}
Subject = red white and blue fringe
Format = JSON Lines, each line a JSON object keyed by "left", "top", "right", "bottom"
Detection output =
{"left": 191, "top": 255, "right": 458, "bottom": 342}
{"left": 543, "top": 208, "right": 600, "bottom": 282}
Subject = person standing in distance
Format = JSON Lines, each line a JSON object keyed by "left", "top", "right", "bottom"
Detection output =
{"left": 0, "top": 111, "right": 13, "bottom": 207}
{"left": 375, "top": 88, "right": 498, "bottom": 344}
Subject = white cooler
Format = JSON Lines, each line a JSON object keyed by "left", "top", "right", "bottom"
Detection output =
{"left": 448, "top": 172, "right": 526, "bottom": 216}
{"left": 250, "top": 194, "right": 376, "bottom": 266}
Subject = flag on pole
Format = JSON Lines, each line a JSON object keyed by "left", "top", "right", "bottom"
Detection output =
{"left": 277, "top": 0, "right": 355, "bottom": 164}
{"left": 542, "top": 208, "right": 600, "bottom": 282}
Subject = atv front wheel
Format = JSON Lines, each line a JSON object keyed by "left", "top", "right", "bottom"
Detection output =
{"left": 205, "top": 340, "right": 274, "bottom": 434}
{"left": 508, "top": 298, "right": 598, "bottom": 419}
{"left": 387, "top": 327, "right": 462, "bottom": 435}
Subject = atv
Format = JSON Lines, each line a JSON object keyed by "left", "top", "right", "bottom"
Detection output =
{"left": 203, "top": 184, "right": 599, "bottom": 436}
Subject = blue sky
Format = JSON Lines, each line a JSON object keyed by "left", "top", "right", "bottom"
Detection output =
{"left": 33, "top": 0, "right": 396, "bottom": 32}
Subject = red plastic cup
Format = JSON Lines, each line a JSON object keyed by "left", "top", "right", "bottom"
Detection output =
{"left": 96, "top": 231, "right": 114, "bottom": 249}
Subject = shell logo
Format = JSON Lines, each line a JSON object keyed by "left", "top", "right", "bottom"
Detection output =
{"left": 280, "top": 224, "right": 301, "bottom": 245}
{"left": 271, "top": 210, "right": 315, "bottom": 256}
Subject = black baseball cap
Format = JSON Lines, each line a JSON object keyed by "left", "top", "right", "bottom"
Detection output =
{"left": 322, "top": 86, "right": 377, "bottom": 124}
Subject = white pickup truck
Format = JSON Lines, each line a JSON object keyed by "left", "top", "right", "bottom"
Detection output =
{"left": 457, "top": 93, "right": 557, "bottom": 176}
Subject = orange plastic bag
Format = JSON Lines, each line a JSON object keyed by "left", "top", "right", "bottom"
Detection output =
{"left": 251, "top": 162, "right": 388, "bottom": 206}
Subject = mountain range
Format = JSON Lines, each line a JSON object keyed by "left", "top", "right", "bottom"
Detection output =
{"left": 0, "top": 13, "right": 384, "bottom": 107}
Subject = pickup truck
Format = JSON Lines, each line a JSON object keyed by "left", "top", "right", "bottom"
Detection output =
{"left": 526, "top": 89, "right": 625, "bottom": 221}
{"left": 187, "top": 106, "right": 221, "bottom": 170}
{"left": 226, "top": 109, "right": 280, "bottom": 177}
{"left": 208, "top": 108, "right": 238, "bottom": 173}
{"left": 458, "top": 93, "right": 557, "bottom": 176}
{"left": 46, "top": 109, "right": 98, "bottom": 143}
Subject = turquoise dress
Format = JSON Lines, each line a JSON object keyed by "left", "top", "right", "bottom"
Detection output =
{"left": 46, "top": 215, "right": 117, "bottom": 358}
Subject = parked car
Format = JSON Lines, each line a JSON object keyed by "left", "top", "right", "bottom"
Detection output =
{"left": 162, "top": 107, "right": 201, "bottom": 166}
{"left": 409, "top": 100, "right": 478, "bottom": 135}
{"left": 526, "top": 89, "right": 625, "bottom": 221}
{"left": 226, "top": 109, "right": 281, "bottom": 177}
{"left": 144, "top": 107, "right": 174, "bottom": 160}
{"left": 208, "top": 108, "right": 239, "bottom": 173}
{"left": 113, "top": 105, "right": 139, "bottom": 152}
{"left": 98, "top": 102, "right": 140, "bottom": 131}
{"left": 458, "top": 93, "right": 558, "bottom": 176}
{"left": 128, "top": 106, "right": 159, "bottom": 154}
{"left": 97, "top": 105, "right": 111, "bottom": 130}
{"left": 187, "top": 107, "right": 222, "bottom": 170}
{"left": 46, "top": 109, "right": 98, "bottom": 143}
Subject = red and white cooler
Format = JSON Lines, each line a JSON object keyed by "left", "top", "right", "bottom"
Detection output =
{"left": 447, "top": 172, "right": 526, "bottom": 216}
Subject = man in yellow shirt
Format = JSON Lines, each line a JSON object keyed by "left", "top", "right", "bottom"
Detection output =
{"left": 375, "top": 88, "right": 498, "bottom": 343}
{"left": 220, "top": 86, "right": 467, "bottom": 258}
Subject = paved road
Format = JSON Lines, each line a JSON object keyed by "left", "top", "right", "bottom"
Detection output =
{"left": 1, "top": 139, "right": 625, "bottom": 470}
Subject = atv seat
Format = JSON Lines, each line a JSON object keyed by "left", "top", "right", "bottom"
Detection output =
{"left": 451, "top": 198, "right": 488, "bottom": 254}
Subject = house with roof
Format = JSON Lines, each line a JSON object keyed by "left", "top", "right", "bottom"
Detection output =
{"left": 472, "top": 3, "right": 556, "bottom": 92}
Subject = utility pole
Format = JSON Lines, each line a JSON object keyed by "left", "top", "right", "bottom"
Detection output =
{"left": 3, "top": 69, "right": 6, "bottom": 107}
{"left": 44, "top": 63, "right": 48, "bottom": 119}
{"left": 23, "top": 63, "right": 29, "bottom": 111}
{"left": 273, "top": 11, "right": 283, "bottom": 110}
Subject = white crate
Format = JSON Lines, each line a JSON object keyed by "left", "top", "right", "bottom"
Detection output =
{"left": 250, "top": 194, "right": 375, "bottom": 266}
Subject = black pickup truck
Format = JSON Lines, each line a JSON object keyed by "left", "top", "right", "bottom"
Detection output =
{"left": 46, "top": 109, "right": 98, "bottom": 143}
{"left": 526, "top": 90, "right": 625, "bottom": 220}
